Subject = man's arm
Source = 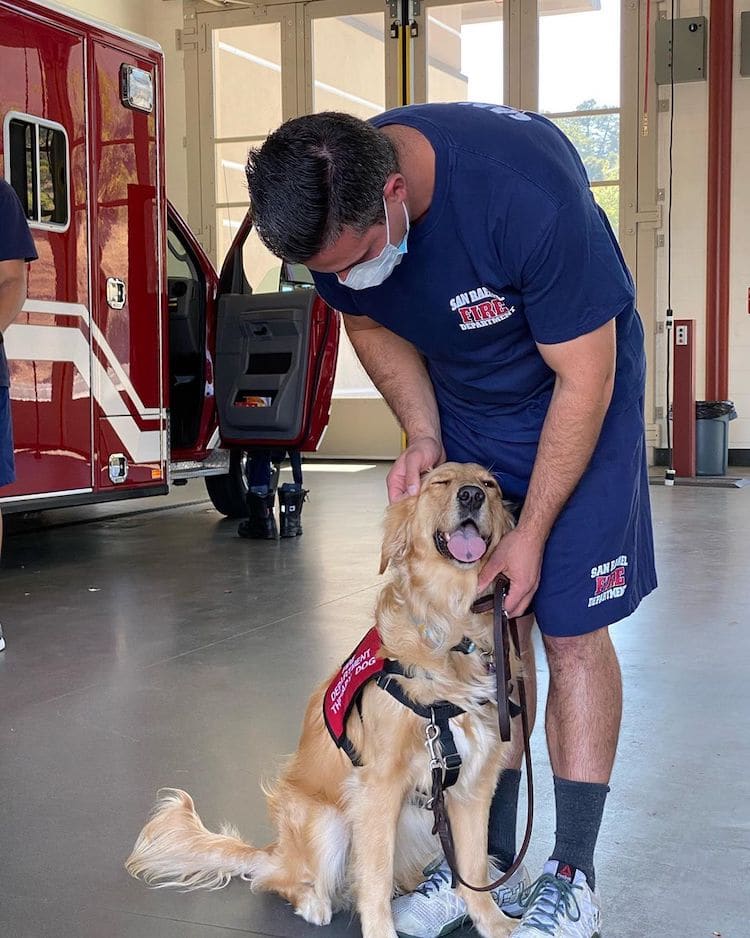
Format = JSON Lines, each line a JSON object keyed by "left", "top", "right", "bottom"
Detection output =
{"left": 518, "top": 318, "right": 616, "bottom": 541}
{"left": 344, "top": 313, "right": 445, "bottom": 501}
{"left": 477, "top": 318, "right": 616, "bottom": 612}
{"left": 0, "top": 259, "right": 28, "bottom": 334}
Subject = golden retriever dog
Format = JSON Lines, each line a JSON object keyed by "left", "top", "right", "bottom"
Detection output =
{"left": 126, "top": 462, "right": 519, "bottom": 938}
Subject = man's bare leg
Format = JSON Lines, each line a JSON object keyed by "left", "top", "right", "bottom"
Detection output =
{"left": 543, "top": 626, "right": 621, "bottom": 784}
{"left": 540, "top": 625, "right": 622, "bottom": 890}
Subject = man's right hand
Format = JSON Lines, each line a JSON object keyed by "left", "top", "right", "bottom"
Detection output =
{"left": 342, "top": 316, "right": 445, "bottom": 504}
{"left": 386, "top": 436, "right": 446, "bottom": 503}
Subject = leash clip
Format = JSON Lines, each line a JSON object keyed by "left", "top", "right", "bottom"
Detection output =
{"left": 424, "top": 717, "right": 443, "bottom": 771}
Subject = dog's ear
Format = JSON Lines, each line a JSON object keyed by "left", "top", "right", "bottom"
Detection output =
{"left": 379, "top": 495, "right": 417, "bottom": 574}
{"left": 501, "top": 500, "right": 518, "bottom": 532}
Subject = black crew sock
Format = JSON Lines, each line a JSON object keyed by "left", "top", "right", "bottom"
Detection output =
{"left": 487, "top": 768, "right": 522, "bottom": 872}
{"left": 550, "top": 775, "right": 610, "bottom": 890}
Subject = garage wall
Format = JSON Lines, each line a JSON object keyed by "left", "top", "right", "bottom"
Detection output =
{"left": 62, "top": 0, "right": 151, "bottom": 33}
{"left": 654, "top": 2, "right": 750, "bottom": 450}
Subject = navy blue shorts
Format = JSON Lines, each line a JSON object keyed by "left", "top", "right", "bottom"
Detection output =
{"left": 443, "top": 397, "right": 657, "bottom": 636}
{"left": 0, "top": 387, "right": 15, "bottom": 487}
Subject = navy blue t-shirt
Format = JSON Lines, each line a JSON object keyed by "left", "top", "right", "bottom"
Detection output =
{"left": 312, "top": 103, "right": 645, "bottom": 448}
{"left": 0, "top": 180, "right": 37, "bottom": 387}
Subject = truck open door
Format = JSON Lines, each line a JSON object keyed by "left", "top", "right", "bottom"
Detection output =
{"left": 206, "top": 211, "right": 339, "bottom": 517}
{"left": 165, "top": 202, "right": 220, "bottom": 462}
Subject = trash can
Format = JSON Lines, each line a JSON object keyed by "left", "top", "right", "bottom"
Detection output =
{"left": 695, "top": 400, "right": 737, "bottom": 476}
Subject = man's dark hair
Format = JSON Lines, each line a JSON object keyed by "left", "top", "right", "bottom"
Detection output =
{"left": 246, "top": 112, "right": 398, "bottom": 263}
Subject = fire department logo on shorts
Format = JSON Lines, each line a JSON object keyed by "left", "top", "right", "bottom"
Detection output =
{"left": 449, "top": 287, "right": 515, "bottom": 331}
{"left": 588, "top": 555, "right": 628, "bottom": 607}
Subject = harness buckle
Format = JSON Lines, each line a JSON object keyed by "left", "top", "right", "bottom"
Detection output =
{"left": 443, "top": 752, "right": 462, "bottom": 770}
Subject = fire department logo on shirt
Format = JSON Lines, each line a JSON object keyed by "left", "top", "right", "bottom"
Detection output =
{"left": 588, "top": 555, "right": 628, "bottom": 607}
{"left": 450, "top": 287, "right": 515, "bottom": 331}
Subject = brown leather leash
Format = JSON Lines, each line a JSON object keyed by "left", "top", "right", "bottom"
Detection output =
{"left": 428, "top": 575, "right": 534, "bottom": 892}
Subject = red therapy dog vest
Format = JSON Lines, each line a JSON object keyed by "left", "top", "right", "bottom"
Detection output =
{"left": 323, "top": 627, "right": 385, "bottom": 749}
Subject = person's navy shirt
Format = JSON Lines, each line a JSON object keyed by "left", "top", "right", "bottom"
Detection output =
{"left": 0, "top": 180, "right": 37, "bottom": 387}
{"left": 312, "top": 103, "right": 645, "bottom": 451}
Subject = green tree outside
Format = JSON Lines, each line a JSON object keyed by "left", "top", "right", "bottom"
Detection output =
{"left": 551, "top": 99, "right": 620, "bottom": 234}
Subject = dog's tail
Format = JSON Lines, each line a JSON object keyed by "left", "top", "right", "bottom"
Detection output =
{"left": 126, "top": 788, "right": 276, "bottom": 891}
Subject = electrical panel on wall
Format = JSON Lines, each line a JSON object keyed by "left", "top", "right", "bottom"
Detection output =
{"left": 655, "top": 16, "right": 707, "bottom": 85}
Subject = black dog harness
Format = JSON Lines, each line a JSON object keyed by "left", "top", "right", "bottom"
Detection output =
{"left": 322, "top": 626, "right": 519, "bottom": 791}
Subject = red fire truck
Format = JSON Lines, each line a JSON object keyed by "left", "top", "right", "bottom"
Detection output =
{"left": 0, "top": 0, "right": 339, "bottom": 517}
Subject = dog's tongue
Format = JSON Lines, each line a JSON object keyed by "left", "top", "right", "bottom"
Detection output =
{"left": 446, "top": 522, "right": 487, "bottom": 562}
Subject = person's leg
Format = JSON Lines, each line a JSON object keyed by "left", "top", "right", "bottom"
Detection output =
{"left": 505, "top": 629, "right": 617, "bottom": 938}
{"left": 247, "top": 452, "right": 273, "bottom": 489}
{"left": 238, "top": 451, "right": 277, "bottom": 539}
{"left": 543, "top": 626, "right": 621, "bottom": 888}
{"left": 510, "top": 401, "right": 656, "bottom": 937}
{"left": 544, "top": 627, "right": 621, "bottom": 784}
{"left": 278, "top": 450, "right": 307, "bottom": 538}
{"left": 487, "top": 613, "right": 537, "bottom": 872}
{"left": 0, "top": 386, "right": 14, "bottom": 652}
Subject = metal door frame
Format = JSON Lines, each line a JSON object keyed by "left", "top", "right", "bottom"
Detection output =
{"left": 303, "top": 0, "right": 400, "bottom": 115}
{"left": 184, "top": 0, "right": 402, "bottom": 264}
{"left": 184, "top": 1, "right": 301, "bottom": 262}
{"left": 408, "top": 0, "right": 536, "bottom": 109}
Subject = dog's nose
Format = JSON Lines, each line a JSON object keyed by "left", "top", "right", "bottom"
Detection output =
{"left": 457, "top": 485, "right": 485, "bottom": 512}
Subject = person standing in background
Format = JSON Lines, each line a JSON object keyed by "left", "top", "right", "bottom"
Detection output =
{"left": 238, "top": 449, "right": 308, "bottom": 539}
{"left": 0, "top": 179, "right": 38, "bottom": 651}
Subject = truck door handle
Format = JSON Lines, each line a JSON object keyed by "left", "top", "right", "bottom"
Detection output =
{"left": 106, "top": 278, "right": 126, "bottom": 309}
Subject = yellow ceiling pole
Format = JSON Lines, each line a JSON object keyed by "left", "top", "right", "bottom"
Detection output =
{"left": 399, "top": 0, "right": 412, "bottom": 453}
{"left": 402, "top": 5, "right": 410, "bottom": 106}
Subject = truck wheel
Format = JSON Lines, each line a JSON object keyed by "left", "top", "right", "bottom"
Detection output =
{"left": 204, "top": 450, "right": 249, "bottom": 517}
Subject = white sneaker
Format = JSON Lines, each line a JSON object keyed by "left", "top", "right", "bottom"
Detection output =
{"left": 0, "top": 624, "right": 5, "bottom": 652}
{"left": 511, "top": 861, "right": 601, "bottom": 937}
{"left": 392, "top": 858, "right": 530, "bottom": 938}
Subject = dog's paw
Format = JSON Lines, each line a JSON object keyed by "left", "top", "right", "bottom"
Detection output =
{"left": 360, "top": 926, "right": 398, "bottom": 938}
{"left": 465, "top": 901, "right": 517, "bottom": 938}
{"left": 294, "top": 894, "right": 332, "bottom": 926}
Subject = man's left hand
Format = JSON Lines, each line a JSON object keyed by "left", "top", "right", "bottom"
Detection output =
{"left": 476, "top": 526, "right": 545, "bottom": 618}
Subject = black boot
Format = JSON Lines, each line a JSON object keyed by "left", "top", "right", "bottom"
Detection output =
{"left": 278, "top": 483, "right": 308, "bottom": 538}
{"left": 238, "top": 488, "right": 278, "bottom": 539}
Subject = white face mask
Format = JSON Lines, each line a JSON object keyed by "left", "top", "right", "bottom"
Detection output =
{"left": 337, "top": 199, "right": 409, "bottom": 290}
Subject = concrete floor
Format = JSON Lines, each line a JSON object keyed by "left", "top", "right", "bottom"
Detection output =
{"left": 0, "top": 463, "right": 747, "bottom": 938}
